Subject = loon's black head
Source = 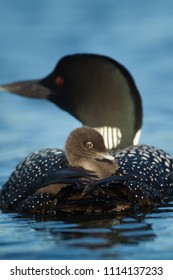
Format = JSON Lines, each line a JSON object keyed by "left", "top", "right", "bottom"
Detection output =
{"left": 65, "top": 126, "right": 118, "bottom": 179}
{"left": 0, "top": 53, "right": 142, "bottom": 149}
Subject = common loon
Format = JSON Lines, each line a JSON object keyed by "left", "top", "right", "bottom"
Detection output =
{"left": 0, "top": 53, "right": 142, "bottom": 149}
{"left": 0, "top": 127, "right": 173, "bottom": 215}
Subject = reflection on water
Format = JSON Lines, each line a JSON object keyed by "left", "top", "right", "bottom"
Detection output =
{"left": 1, "top": 204, "right": 173, "bottom": 260}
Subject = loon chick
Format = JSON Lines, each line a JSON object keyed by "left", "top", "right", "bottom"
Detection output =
{"left": 0, "top": 53, "right": 142, "bottom": 149}
{"left": 0, "top": 127, "right": 173, "bottom": 215}
{"left": 0, "top": 127, "right": 118, "bottom": 214}
{"left": 36, "top": 127, "right": 118, "bottom": 196}
{"left": 65, "top": 127, "right": 118, "bottom": 179}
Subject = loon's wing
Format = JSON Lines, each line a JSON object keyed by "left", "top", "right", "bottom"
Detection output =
{"left": 96, "top": 175, "right": 129, "bottom": 186}
{"left": 38, "top": 167, "right": 98, "bottom": 188}
{"left": 82, "top": 174, "right": 129, "bottom": 196}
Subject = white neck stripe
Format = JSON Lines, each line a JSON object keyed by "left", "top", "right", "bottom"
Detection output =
{"left": 94, "top": 127, "right": 141, "bottom": 149}
{"left": 94, "top": 126, "right": 122, "bottom": 149}
{"left": 133, "top": 129, "right": 141, "bottom": 145}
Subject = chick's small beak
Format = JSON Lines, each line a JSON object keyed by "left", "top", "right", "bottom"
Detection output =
{"left": 97, "top": 152, "right": 114, "bottom": 161}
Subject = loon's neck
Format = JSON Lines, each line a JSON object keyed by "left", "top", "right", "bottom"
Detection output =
{"left": 94, "top": 126, "right": 141, "bottom": 150}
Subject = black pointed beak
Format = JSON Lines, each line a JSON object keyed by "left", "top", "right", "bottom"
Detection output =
{"left": 0, "top": 80, "right": 52, "bottom": 99}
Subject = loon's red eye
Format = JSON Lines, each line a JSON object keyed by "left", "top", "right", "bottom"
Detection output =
{"left": 56, "top": 76, "right": 64, "bottom": 87}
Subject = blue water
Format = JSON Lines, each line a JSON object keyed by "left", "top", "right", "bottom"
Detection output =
{"left": 0, "top": 0, "right": 173, "bottom": 260}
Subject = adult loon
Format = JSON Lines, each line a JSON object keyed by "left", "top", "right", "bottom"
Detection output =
{"left": 0, "top": 127, "right": 173, "bottom": 215}
{"left": 0, "top": 53, "right": 142, "bottom": 149}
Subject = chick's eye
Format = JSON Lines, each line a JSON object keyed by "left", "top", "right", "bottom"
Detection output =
{"left": 85, "top": 141, "right": 93, "bottom": 149}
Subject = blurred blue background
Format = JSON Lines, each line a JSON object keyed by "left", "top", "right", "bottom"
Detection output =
{"left": 0, "top": 0, "right": 173, "bottom": 260}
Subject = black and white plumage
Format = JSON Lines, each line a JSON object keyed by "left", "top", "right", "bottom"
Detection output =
{"left": 0, "top": 131, "right": 173, "bottom": 215}
{"left": 0, "top": 127, "right": 118, "bottom": 214}
{"left": 115, "top": 145, "right": 173, "bottom": 204}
